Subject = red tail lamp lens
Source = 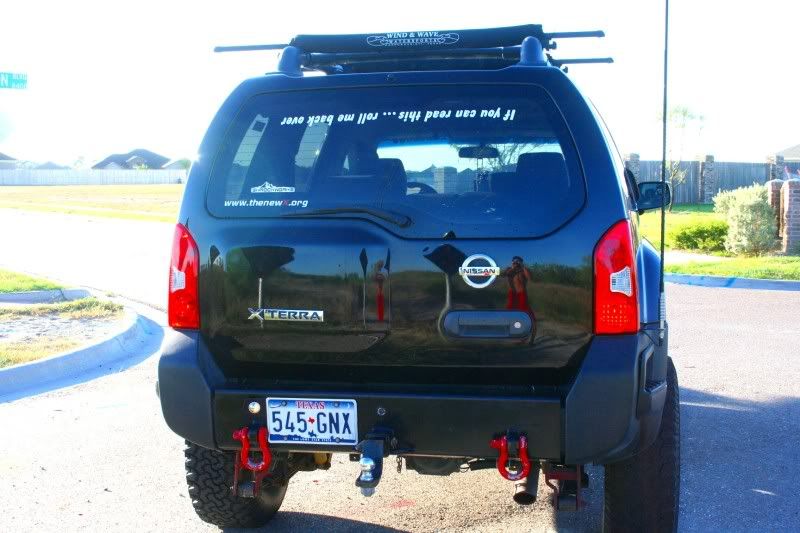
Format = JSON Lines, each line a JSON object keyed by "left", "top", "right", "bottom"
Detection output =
{"left": 168, "top": 223, "right": 199, "bottom": 329}
{"left": 594, "top": 220, "right": 639, "bottom": 334}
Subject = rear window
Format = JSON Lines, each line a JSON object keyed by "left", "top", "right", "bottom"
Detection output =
{"left": 207, "top": 84, "right": 585, "bottom": 238}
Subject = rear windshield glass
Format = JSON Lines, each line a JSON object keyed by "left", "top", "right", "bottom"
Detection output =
{"left": 207, "top": 84, "right": 584, "bottom": 238}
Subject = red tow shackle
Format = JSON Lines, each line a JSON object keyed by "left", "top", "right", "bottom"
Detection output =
{"left": 232, "top": 426, "right": 272, "bottom": 472}
{"left": 490, "top": 434, "right": 531, "bottom": 481}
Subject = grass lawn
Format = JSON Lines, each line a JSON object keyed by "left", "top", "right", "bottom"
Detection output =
{"left": 638, "top": 203, "right": 723, "bottom": 250}
{"left": 0, "top": 338, "right": 82, "bottom": 368}
{"left": 665, "top": 256, "right": 800, "bottom": 281}
{"left": 0, "top": 184, "right": 183, "bottom": 223}
{"left": 0, "top": 269, "right": 63, "bottom": 293}
{"left": 0, "top": 297, "right": 123, "bottom": 320}
{"left": 639, "top": 204, "right": 800, "bottom": 280}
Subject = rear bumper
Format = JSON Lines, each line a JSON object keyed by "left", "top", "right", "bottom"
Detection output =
{"left": 158, "top": 329, "right": 666, "bottom": 464}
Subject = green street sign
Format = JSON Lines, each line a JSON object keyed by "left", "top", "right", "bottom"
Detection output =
{"left": 0, "top": 72, "right": 27, "bottom": 90}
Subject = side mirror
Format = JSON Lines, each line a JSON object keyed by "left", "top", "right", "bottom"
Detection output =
{"left": 636, "top": 181, "right": 671, "bottom": 213}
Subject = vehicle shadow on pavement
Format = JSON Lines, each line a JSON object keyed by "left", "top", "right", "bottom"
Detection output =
{"left": 554, "top": 386, "right": 800, "bottom": 533}
{"left": 223, "top": 511, "right": 407, "bottom": 533}
{"left": 678, "top": 387, "right": 800, "bottom": 532}
{"left": 0, "top": 314, "right": 164, "bottom": 403}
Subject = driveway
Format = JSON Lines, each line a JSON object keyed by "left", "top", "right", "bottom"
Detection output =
{"left": 1, "top": 209, "right": 798, "bottom": 532}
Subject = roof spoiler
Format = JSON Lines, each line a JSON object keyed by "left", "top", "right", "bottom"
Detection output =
{"left": 214, "top": 24, "right": 612, "bottom": 75}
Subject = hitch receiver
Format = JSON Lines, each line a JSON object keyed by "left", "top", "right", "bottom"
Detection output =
{"left": 355, "top": 429, "right": 396, "bottom": 496}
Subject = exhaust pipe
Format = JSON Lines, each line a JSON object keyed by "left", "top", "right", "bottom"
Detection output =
{"left": 513, "top": 478, "right": 536, "bottom": 505}
{"left": 512, "top": 465, "right": 540, "bottom": 505}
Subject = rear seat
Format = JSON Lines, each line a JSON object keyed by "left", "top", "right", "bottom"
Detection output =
{"left": 491, "top": 152, "right": 568, "bottom": 204}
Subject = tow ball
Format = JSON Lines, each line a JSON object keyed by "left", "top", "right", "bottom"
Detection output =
{"left": 489, "top": 433, "right": 532, "bottom": 481}
{"left": 354, "top": 429, "right": 396, "bottom": 497}
{"left": 231, "top": 426, "right": 272, "bottom": 498}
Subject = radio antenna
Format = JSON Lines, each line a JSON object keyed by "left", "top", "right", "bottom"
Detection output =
{"left": 658, "top": 0, "right": 670, "bottom": 342}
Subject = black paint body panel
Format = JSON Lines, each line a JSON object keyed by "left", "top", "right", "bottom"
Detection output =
{"left": 158, "top": 63, "right": 669, "bottom": 463}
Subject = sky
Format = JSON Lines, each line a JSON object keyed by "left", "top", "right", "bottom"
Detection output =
{"left": 1, "top": 0, "right": 798, "bottom": 166}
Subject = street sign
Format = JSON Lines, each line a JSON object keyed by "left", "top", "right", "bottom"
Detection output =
{"left": 0, "top": 72, "right": 27, "bottom": 90}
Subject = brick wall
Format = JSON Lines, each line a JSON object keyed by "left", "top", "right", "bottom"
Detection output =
{"left": 782, "top": 180, "right": 800, "bottom": 254}
{"left": 766, "top": 179, "right": 783, "bottom": 237}
{"left": 699, "top": 155, "right": 715, "bottom": 204}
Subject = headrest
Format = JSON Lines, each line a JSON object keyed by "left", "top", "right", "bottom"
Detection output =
{"left": 378, "top": 158, "right": 407, "bottom": 198}
{"left": 490, "top": 172, "right": 517, "bottom": 194}
{"left": 377, "top": 158, "right": 406, "bottom": 176}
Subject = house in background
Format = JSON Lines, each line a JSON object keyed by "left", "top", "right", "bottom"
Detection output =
{"left": 35, "top": 161, "right": 71, "bottom": 170}
{"left": 778, "top": 144, "right": 800, "bottom": 163}
{"left": 162, "top": 158, "right": 192, "bottom": 170}
{"left": 92, "top": 149, "right": 169, "bottom": 170}
{"left": 0, "top": 151, "right": 18, "bottom": 169}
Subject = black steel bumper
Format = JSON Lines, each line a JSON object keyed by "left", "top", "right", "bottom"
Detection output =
{"left": 158, "top": 329, "right": 667, "bottom": 464}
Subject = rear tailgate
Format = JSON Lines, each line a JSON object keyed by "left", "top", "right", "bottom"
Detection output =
{"left": 198, "top": 82, "right": 596, "bottom": 384}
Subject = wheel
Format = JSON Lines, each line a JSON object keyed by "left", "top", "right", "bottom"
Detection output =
{"left": 184, "top": 440, "right": 287, "bottom": 528}
{"left": 603, "top": 357, "right": 680, "bottom": 533}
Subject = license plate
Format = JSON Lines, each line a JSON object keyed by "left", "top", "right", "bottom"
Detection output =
{"left": 266, "top": 397, "right": 358, "bottom": 446}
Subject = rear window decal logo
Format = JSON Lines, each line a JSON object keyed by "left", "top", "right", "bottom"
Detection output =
{"left": 223, "top": 199, "right": 309, "bottom": 208}
{"left": 366, "top": 31, "right": 459, "bottom": 47}
{"left": 459, "top": 254, "right": 501, "bottom": 289}
{"left": 251, "top": 181, "right": 296, "bottom": 193}
{"left": 249, "top": 308, "right": 324, "bottom": 322}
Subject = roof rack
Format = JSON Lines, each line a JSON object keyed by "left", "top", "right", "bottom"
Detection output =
{"left": 214, "top": 25, "right": 612, "bottom": 75}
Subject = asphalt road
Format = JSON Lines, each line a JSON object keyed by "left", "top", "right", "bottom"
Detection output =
{"left": 1, "top": 209, "right": 799, "bottom": 532}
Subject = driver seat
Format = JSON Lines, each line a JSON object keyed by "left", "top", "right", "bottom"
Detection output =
{"left": 378, "top": 158, "right": 408, "bottom": 199}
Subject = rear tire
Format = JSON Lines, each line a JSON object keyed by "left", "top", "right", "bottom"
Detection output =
{"left": 603, "top": 357, "right": 680, "bottom": 532}
{"left": 184, "top": 441, "right": 287, "bottom": 528}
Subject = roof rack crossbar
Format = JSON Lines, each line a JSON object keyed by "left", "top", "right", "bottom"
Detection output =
{"left": 214, "top": 44, "right": 288, "bottom": 53}
{"left": 213, "top": 25, "right": 611, "bottom": 74}
{"left": 544, "top": 30, "right": 606, "bottom": 40}
{"left": 548, "top": 57, "right": 614, "bottom": 67}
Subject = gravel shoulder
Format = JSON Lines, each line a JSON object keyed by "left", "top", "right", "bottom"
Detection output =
{"left": 0, "top": 298, "right": 124, "bottom": 368}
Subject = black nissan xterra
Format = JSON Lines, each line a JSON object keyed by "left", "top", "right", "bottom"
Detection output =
{"left": 158, "top": 25, "right": 679, "bottom": 531}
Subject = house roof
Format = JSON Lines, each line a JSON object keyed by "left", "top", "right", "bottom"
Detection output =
{"left": 92, "top": 149, "right": 169, "bottom": 169}
{"left": 35, "top": 161, "right": 71, "bottom": 170}
{"left": 0, "top": 151, "right": 16, "bottom": 161}
{"left": 778, "top": 144, "right": 800, "bottom": 161}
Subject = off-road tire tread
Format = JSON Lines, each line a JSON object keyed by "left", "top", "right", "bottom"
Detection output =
{"left": 184, "top": 441, "right": 286, "bottom": 528}
{"left": 603, "top": 358, "right": 680, "bottom": 533}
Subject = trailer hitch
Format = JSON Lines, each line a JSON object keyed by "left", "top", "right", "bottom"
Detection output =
{"left": 231, "top": 426, "right": 272, "bottom": 498}
{"left": 355, "top": 428, "right": 400, "bottom": 496}
{"left": 489, "top": 433, "right": 531, "bottom": 481}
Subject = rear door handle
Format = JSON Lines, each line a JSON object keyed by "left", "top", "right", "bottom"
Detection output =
{"left": 442, "top": 311, "right": 532, "bottom": 339}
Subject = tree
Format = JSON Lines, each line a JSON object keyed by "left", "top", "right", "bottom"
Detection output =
{"left": 660, "top": 105, "right": 705, "bottom": 211}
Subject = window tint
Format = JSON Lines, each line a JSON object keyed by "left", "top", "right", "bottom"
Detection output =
{"left": 207, "top": 85, "right": 585, "bottom": 238}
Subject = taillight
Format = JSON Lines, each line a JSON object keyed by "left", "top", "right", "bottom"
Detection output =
{"left": 593, "top": 220, "right": 639, "bottom": 334}
{"left": 168, "top": 223, "right": 199, "bottom": 329}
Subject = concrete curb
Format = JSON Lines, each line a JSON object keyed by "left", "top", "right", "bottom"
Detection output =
{"left": 0, "top": 288, "right": 92, "bottom": 304}
{"left": 0, "top": 308, "right": 153, "bottom": 400}
{"left": 665, "top": 273, "right": 800, "bottom": 291}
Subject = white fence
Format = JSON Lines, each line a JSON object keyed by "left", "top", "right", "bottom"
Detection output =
{"left": 0, "top": 169, "right": 187, "bottom": 186}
